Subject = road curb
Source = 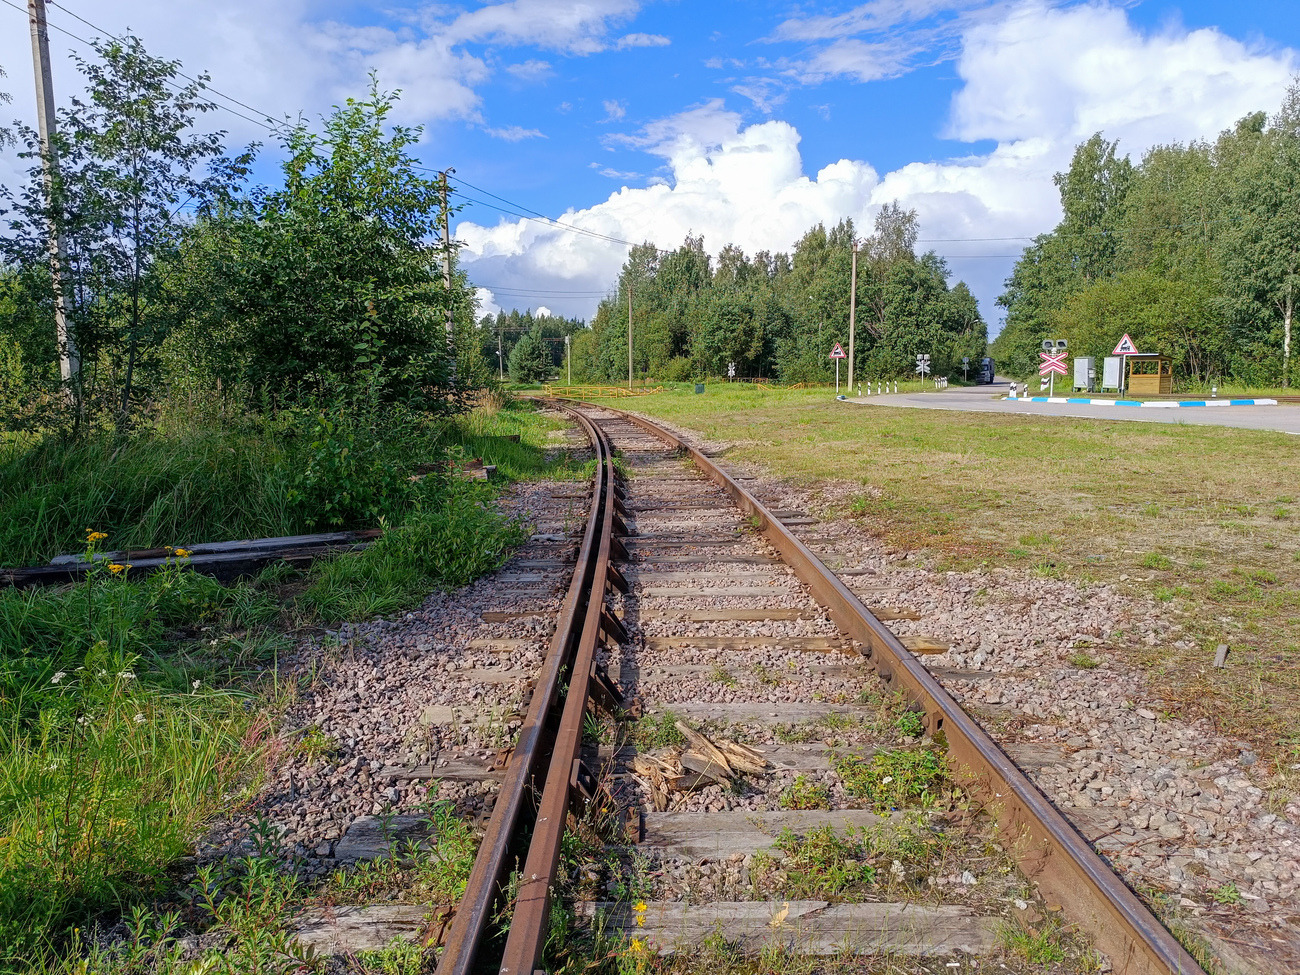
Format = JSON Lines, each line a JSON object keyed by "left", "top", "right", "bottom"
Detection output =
{"left": 1004, "top": 396, "right": 1278, "bottom": 408}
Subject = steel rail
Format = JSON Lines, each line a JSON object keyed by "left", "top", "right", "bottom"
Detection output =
{"left": 567, "top": 399, "right": 1205, "bottom": 975}
{"left": 499, "top": 412, "right": 619, "bottom": 975}
{"left": 435, "top": 404, "right": 613, "bottom": 975}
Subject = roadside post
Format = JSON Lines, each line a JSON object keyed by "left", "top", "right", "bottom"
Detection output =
{"left": 962, "top": 356, "right": 969, "bottom": 382}
{"left": 1039, "top": 339, "right": 1067, "bottom": 397}
{"left": 829, "top": 342, "right": 846, "bottom": 395}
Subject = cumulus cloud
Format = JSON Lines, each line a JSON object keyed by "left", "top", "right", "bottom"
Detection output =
{"left": 445, "top": 0, "right": 643, "bottom": 56}
{"left": 460, "top": 1, "right": 1299, "bottom": 328}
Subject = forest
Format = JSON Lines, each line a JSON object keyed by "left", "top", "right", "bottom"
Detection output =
{"left": 569, "top": 206, "right": 988, "bottom": 385}
{"left": 992, "top": 82, "right": 1300, "bottom": 388}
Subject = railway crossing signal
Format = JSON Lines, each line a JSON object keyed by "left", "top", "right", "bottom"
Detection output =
{"left": 1039, "top": 348, "right": 1068, "bottom": 397}
{"left": 915, "top": 353, "right": 930, "bottom": 378}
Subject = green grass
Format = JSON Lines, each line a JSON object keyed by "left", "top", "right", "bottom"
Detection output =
{"left": 779, "top": 774, "right": 830, "bottom": 810}
{"left": 834, "top": 749, "right": 948, "bottom": 812}
{"left": 0, "top": 397, "right": 573, "bottom": 568}
{"left": 588, "top": 383, "right": 1300, "bottom": 761}
{"left": 0, "top": 395, "right": 577, "bottom": 968}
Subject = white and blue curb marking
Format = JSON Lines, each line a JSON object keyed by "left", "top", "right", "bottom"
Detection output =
{"left": 1004, "top": 396, "right": 1277, "bottom": 408}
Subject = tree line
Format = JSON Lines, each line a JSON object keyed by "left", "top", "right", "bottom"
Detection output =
{"left": 993, "top": 82, "right": 1300, "bottom": 388}
{"left": 1, "top": 39, "right": 486, "bottom": 432}
{"left": 562, "top": 205, "right": 986, "bottom": 385}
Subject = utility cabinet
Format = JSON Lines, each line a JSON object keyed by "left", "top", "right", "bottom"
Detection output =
{"left": 1102, "top": 356, "right": 1123, "bottom": 392}
{"left": 1073, "top": 356, "right": 1095, "bottom": 392}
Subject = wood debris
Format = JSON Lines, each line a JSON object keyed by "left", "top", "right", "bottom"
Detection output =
{"left": 631, "top": 720, "right": 772, "bottom": 807}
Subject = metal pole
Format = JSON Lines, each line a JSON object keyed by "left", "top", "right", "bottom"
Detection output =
{"left": 27, "top": 0, "right": 77, "bottom": 387}
{"left": 835, "top": 358, "right": 840, "bottom": 396}
{"left": 565, "top": 334, "right": 571, "bottom": 386}
{"left": 440, "top": 169, "right": 456, "bottom": 384}
{"left": 848, "top": 242, "right": 857, "bottom": 393}
{"left": 627, "top": 276, "right": 633, "bottom": 391}
{"left": 497, "top": 326, "right": 503, "bottom": 381}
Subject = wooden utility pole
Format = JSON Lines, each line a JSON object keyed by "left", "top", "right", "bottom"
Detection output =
{"left": 440, "top": 168, "right": 455, "bottom": 383}
{"left": 627, "top": 276, "right": 633, "bottom": 390}
{"left": 847, "top": 241, "right": 858, "bottom": 393}
{"left": 28, "top": 0, "right": 77, "bottom": 386}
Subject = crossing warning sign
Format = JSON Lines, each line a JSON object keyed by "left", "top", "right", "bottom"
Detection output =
{"left": 1038, "top": 351, "right": 1068, "bottom": 377}
{"left": 829, "top": 342, "right": 847, "bottom": 359}
{"left": 1113, "top": 333, "right": 1140, "bottom": 355}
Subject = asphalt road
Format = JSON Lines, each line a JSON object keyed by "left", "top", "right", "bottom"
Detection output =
{"left": 844, "top": 383, "right": 1300, "bottom": 435}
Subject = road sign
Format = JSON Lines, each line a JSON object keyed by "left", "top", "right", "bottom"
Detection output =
{"left": 727, "top": 361, "right": 736, "bottom": 379}
{"left": 829, "top": 343, "right": 846, "bottom": 359}
{"left": 1038, "top": 351, "right": 1068, "bottom": 377}
{"left": 1113, "top": 333, "right": 1139, "bottom": 355}
{"left": 1039, "top": 350, "right": 1067, "bottom": 396}
{"left": 915, "top": 353, "right": 931, "bottom": 378}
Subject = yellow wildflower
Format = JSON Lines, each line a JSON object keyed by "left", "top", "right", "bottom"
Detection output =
{"left": 634, "top": 901, "right": 647, "bottom": 926}
{"left": 173, "top": 548, "right": 192, "bottom": 558}
{"left": 629, "top": 937, "right": 646, "bottom": 955}
{"left": 86, "top": 531, "right": 107, "bottom": 543}
{"left": 108, "top": 563, "right": 129, "bottom": 575}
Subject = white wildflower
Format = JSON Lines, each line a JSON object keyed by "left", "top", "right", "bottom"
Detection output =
{"left": 50, "top": 672, "right": 66, "bottom": 684}
{"left": 881, "top": 776, "right": 894, "bottom": 785}
{"left": 133, "top": 713, "right": 146, "bottom": 724}
{"left": 117, "top": 671, "right": 136, "bottom": 680}
{"left": 192, "top": 679, "right": 202, "bottom": 693}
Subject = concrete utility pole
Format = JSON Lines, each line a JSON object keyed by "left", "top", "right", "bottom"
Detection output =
{"left": 847, "top": 241, "right": 858, "bottom": 394}
{"left": 440, "top": 168, "right": 455, "bottom": 382}
{"left": 28, "top": 0, "right": 77, "bottom": 386}
{"left": 497, "top": 325, "right": 504, "bottom": 381}
{"left": 565, "top": 333, "right": 571, "bottom": 385}
{"left": 627, "top": 276, "right": 633, "bottom": 391}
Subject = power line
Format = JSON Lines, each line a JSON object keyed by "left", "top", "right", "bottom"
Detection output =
{"left": 0, "top": 0, "right": 284, "bottom": 134}
{"left": 45, "top": 0, "right": 288, "bottom": 131}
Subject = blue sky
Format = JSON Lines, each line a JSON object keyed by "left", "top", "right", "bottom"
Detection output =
{"left": 3, "top": 0, "right": 1298, "bottom": 330}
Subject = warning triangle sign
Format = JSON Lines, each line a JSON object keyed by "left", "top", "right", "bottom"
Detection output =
{"left": 829, "top": 342, "right": 847, "bottom": 359}
{"left": 1113, "top": 333, "right": 1139, "bottom": 355}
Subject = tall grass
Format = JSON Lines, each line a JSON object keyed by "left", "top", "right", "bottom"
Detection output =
{"left": 0, "top": 426, "right": 302, "bottom": 568}
{"left": 0, "top": 397, "right": 575, "bottom": 568}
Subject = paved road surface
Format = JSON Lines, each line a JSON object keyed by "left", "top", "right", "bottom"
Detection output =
{"left": 845, "top": 383, "right": 1300, "bottom": 435}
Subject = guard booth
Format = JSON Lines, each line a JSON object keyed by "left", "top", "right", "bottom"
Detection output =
{"left": 1125, "top": 354, "right": 1172, "bottom": 395}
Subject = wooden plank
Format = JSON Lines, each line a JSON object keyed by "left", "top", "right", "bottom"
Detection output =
{"left": 575, "top": 900, "right": 1000, "bottom": 957}
{"left": 630, "top": 570, "right": 778, "bottom": 583}
{"left": 627, "top": 554, "right": 780, "bottom": 566}
{"left": 637, "top": 606, "right": 916, "bottom": 622}
{"left": 47, "top": 528, "right": 381, "bottom": 565}
{"left": 334, "top": 814, "right": 431, "bottom": 862}
{"left": 1213, "top": 644, "right": 1229, "bottom": 668}
{"left": 639, "top": 586, "right": 794, "bottom": 598}
{"left": 658, "top": 701, "right": 846, "bottom": 725}
{"left": 376, "top": 758, "right": 503, "bottom": 784}
{"left": 468, "top": 638, "right": 547, "bottom": 652}
{"left": 640, "top": 809, "right": 885, "bottom": 857}
{"left": 645, "top": 636, "right": 851, "bottom": 653}
{"left": 900, "top": 636, "right": 950, "bottom": 655}
{"left": 294, "top": 906, "right": 440, "bottom": 953}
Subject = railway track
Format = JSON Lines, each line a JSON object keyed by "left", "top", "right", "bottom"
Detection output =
{"left": 424, "top": 400, "right": 1206, "bottom": 975}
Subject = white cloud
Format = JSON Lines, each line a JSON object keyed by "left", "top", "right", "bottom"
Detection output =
{"left": 506, "top": 59, "right": 554, "bottom": 81}
{"left": 614, "top": 33, "right": 670, "bottom": 50}
{"left": 445, "top": 0, "right": 643, "bottom": 56}
{"left": 535, "top": 305, "right": 553, "bottom": 317}
{"left": 460, "top": 1, "right": 1299, "bottom": 331}
{"left": 486, "top": 125, "right": 548, "bottom": 141}
{"left": 602, "top": 99, "right": 627, "bottom": 121}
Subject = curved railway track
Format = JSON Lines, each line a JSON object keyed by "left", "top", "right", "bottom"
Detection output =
{"left": 432, "top": 399, "right": 1206, "bottom": 975}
